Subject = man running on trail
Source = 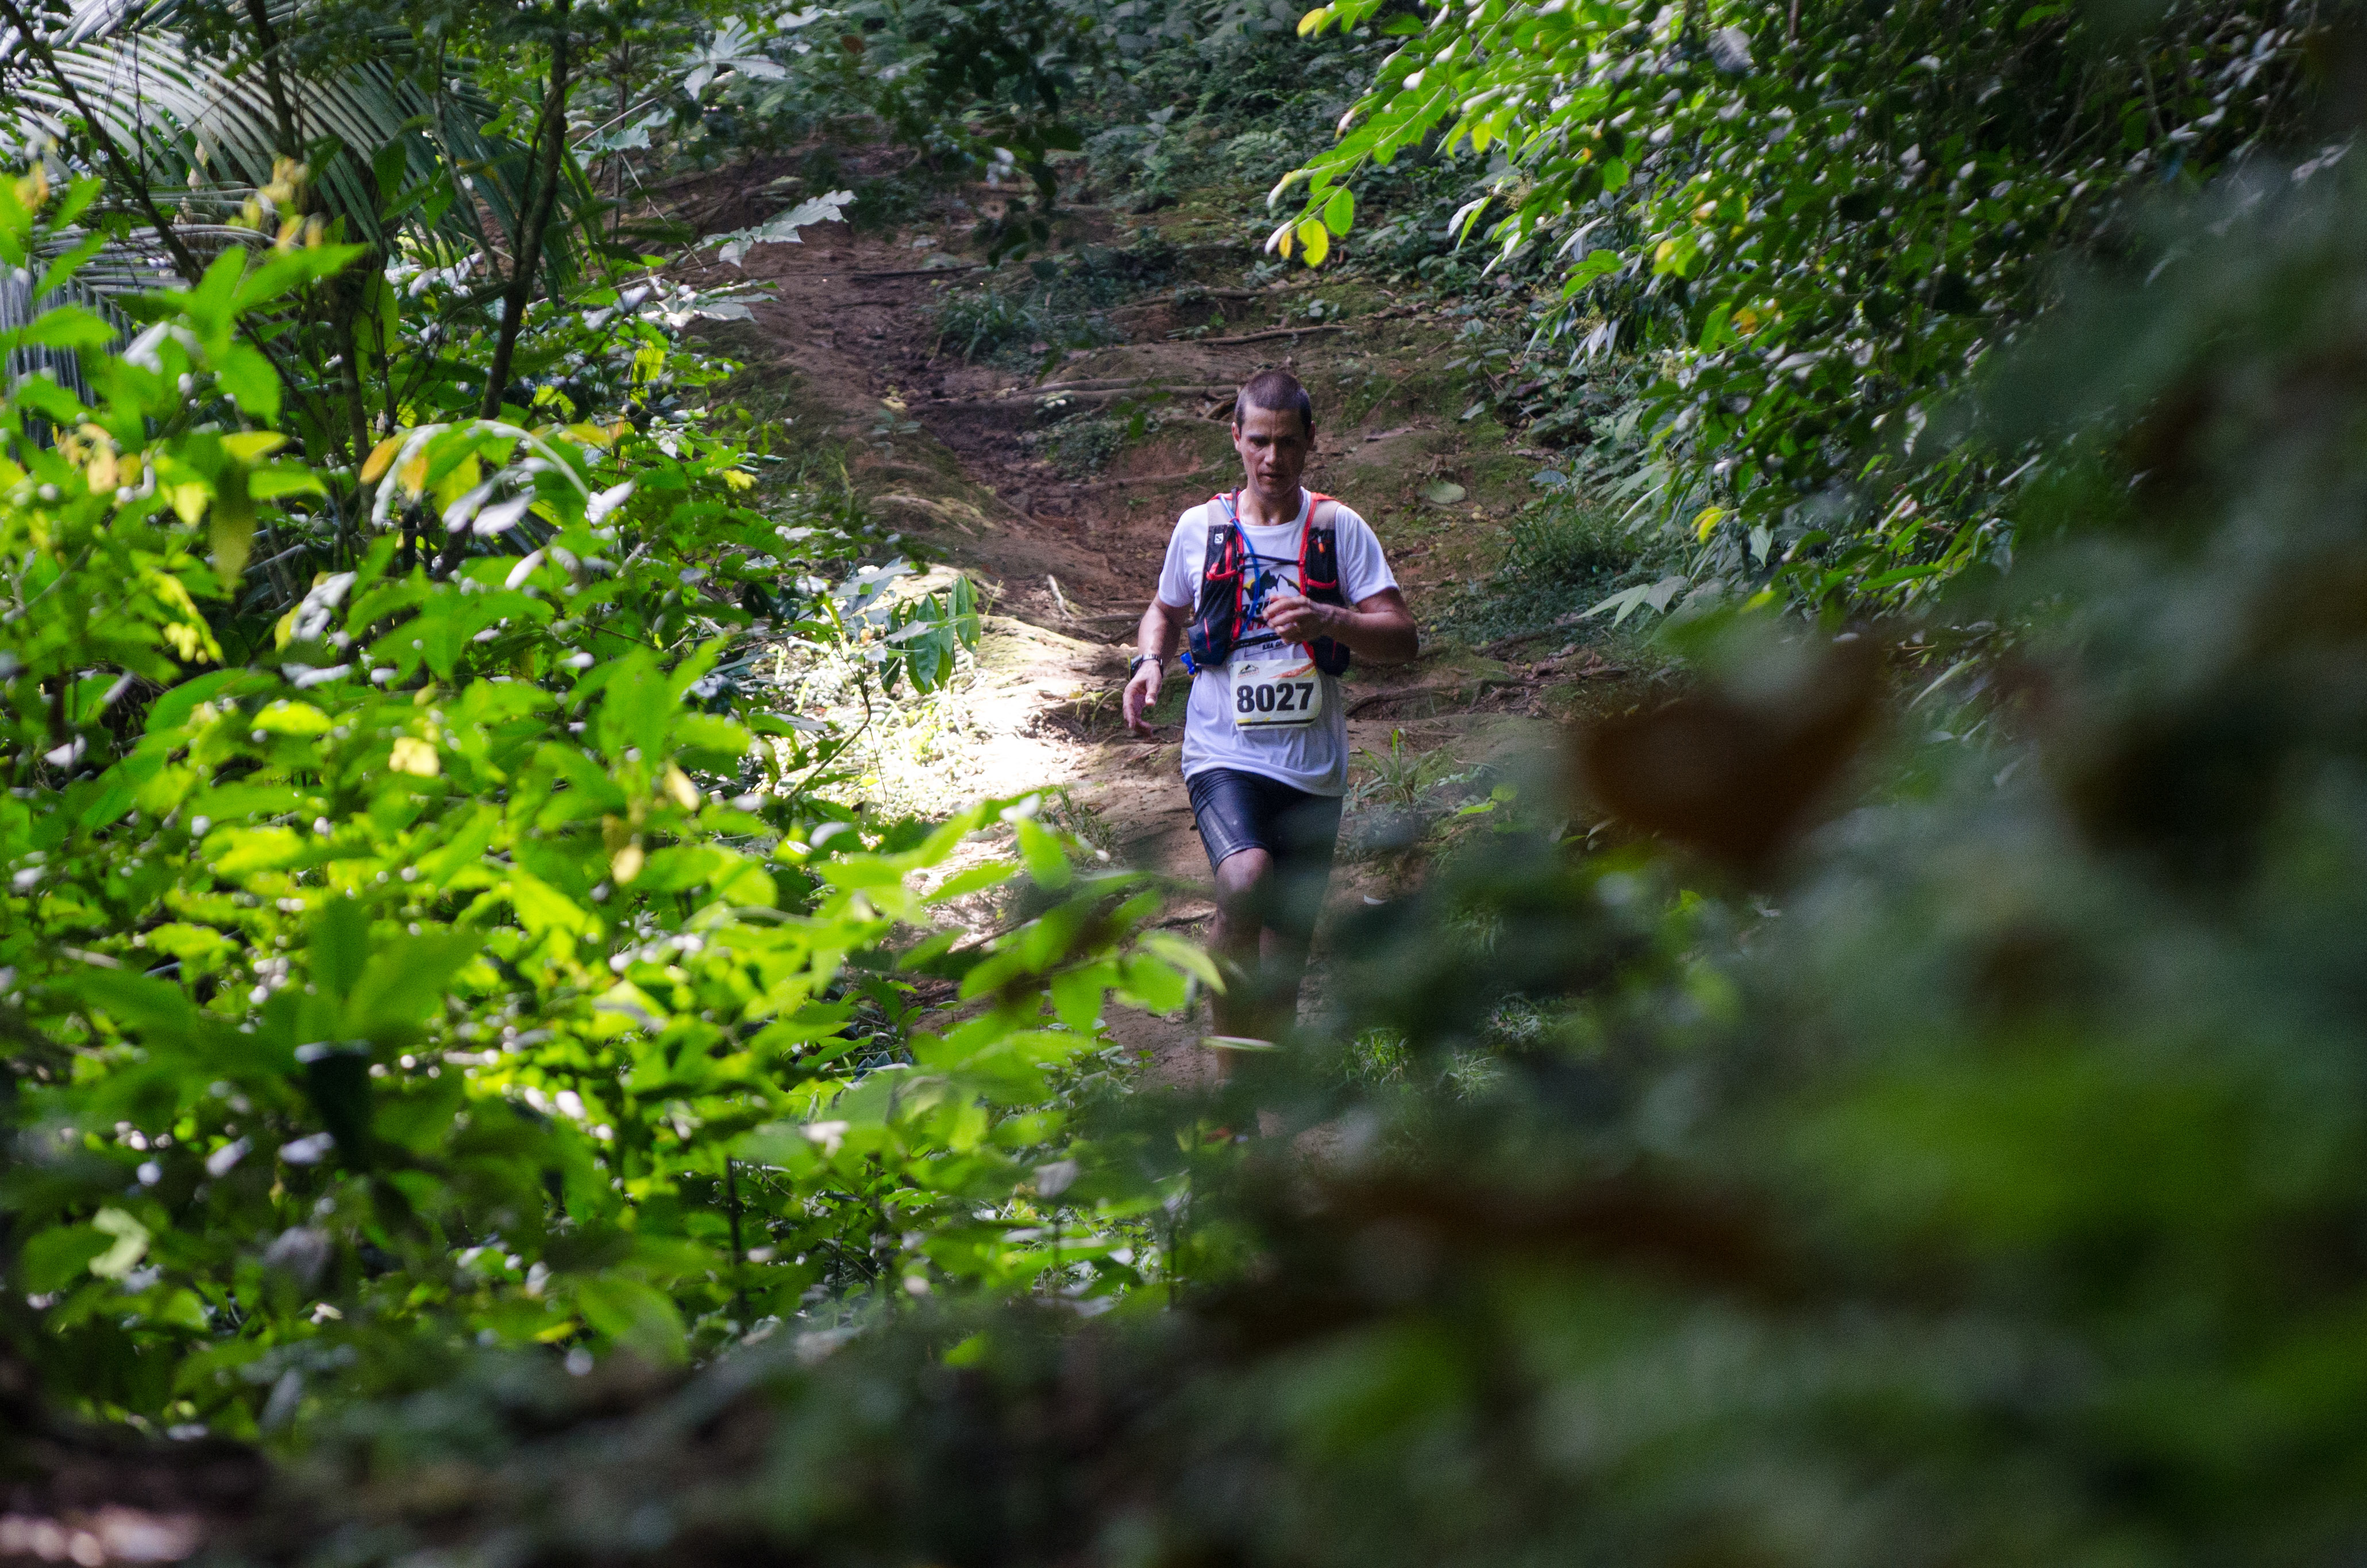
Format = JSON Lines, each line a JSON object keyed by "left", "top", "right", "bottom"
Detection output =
{"left": 1122, "top": 369, "right": 1418, "bottom": 1061}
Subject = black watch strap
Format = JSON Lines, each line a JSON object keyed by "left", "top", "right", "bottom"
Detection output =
{"left": 1129, "top": 654, "right": 1161, "bottom": 676}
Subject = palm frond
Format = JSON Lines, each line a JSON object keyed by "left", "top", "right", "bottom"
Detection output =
{"left": 2, "top": 0, "right": 592, "bottom": 283}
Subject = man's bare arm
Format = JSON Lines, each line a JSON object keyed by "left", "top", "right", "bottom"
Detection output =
{"left": 1123, "top": 599, "right": 1189, "bottom": 735}
{"left": 1263, "top": 587, "right": 1418, "bottom": 664}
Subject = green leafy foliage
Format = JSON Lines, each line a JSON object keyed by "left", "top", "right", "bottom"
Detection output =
{"left": 11, "top": 17, "right": 2367, "bottom": 1568}
{"left": 929, "top": 242, "right": 1158, "bottom": 365}
{"left": 675, "top": 0, "right": 1105, "bottom": 256}
{"left": 1286, "top": 0, "right": 2328, "bottom": 615}
{"left": 15, "top": 0, "right": 562, "bottom": 270}
{"left": 0, "top": 176, "right": 1194, "bottom": 1431}
{"left": 184, "top": 128, "right": 2367, "bottom": 1568}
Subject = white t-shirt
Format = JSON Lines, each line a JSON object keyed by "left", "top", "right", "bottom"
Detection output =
{"left": 1155, "top": 489, "right": 1398, "bottom": 796}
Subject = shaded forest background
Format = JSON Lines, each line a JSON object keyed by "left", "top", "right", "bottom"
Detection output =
{"left": 7, "top": 1, "right": 2367, "bottom": 1565}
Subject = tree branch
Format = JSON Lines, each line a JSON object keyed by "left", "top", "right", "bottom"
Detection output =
{"left": 480, "top": 5, "right": 573, "bottom": 422}
{"left": 240, "top": 0, "right": 302, "bottom": 162}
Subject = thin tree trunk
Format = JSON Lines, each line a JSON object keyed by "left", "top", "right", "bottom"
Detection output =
{"left": 480, "top": 7, "right": 573, "bottom": 422}
{"left": 434, "top": 4, "right": 572, "bottom": 577}
{"left": 613, "top": 47, "right": 629, "bottom": 236}
{"left": 332, "top": 279, "right": 371, "bottom": 551}
{"left": 724, "top": 1157, "right": 751, "bottom": 1324}
{"left": 241, "top": 0, "right": 302, "bottom": 163}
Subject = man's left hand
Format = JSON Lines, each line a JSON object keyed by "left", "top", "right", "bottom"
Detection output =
{"left": 1262, "top": 591, "right": 1334, "bottom": 643}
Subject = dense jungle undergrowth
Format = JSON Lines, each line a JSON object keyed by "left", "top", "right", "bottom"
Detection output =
{"left": 10, "top": 2, "right": 2367, "bottom": 1567}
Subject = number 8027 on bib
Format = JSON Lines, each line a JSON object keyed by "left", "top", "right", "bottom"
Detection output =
{"left": 1227, "top": 655, "right": 1324, "bottom": 729}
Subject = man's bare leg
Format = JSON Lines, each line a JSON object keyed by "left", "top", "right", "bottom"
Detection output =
{"left": 1208, "top": 846, "right": 1293, "bottom": 1079}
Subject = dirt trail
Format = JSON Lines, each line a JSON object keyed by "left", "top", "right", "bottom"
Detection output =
{"left": 703, "top": 198, "right": 1591, "bottom": 1073}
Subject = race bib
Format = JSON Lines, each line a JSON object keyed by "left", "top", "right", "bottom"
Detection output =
{"left": 1228, "top": 652, "right": 1323, "bottom": 729}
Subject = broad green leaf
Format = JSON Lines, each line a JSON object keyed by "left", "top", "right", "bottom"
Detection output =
{"left": 1136, "top": 931, "right": 1225, "bottom": 992}
{"left": 1050, "top": 961, "right": 1115, "bottom": 1033}
{"left": 210, "top": 826, "right": 309, "bottom": 875}
{"left": 252, "top": 699, "right": 331, "bottom": 735}
{"left": 87, "top": 1209, "right": 150, "bottom": 1279}
{"left": 18, "top": 1227, "right": 111, "bottom": 1293}
{"left": 17, "top": 307, "right": 114, "bottom": 350}
{"left": 1297, "top": 218, "right": 1331, "bottom": 267}
{"left": 215, "top": 344, "right": 281, "bottom": 419}
{"left": 312, "top": 897, "right": 371, "bottom": 1001}
{"left": 572, "top": 1276, "right": 688, "bottom": 1365}
{"left": 511, "top": 869, "right": 597, "bottom": 938}
{"left": 250, "top": 465, "right": 327, "bottom": 499}
{"left": 1015, "top": 818, "right": 1071, "bottom": 889}
{"left": 346, "top": 931, "right": 480, "bottom": 1033}
{"left": 595, "top": 653, "right": 674, "bottom": 762}
{"left": 70, "top": 969, "right": 203, "bottom": 1041}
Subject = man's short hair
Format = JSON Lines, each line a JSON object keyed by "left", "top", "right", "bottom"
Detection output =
{"left": 1234, "top": 369, "right": 1315, "bottom": 436}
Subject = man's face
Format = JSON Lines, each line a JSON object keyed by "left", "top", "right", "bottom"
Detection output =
{"left": 1232, "top": 403, "right": 1312, "bottom": 504}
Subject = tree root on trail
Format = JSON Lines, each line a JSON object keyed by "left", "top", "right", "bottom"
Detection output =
{"left": 1026, "top": 377, "right": 1237, "bottom": 394}
{"left": 1031, "top": 386, "right": 1235, "bottom": 405}
{"left": 1069, "top": 468, "right": 1225, "bottom": 491}
{"left": 921, "top": 386, "right": 1233, "bottom": 410}
{"left": 1166, "top": 323, "right": 1349, "bottom": 346}
{"left": 847, "top": 263, "right": 989, "bottom": 279}
{"left": 1108, "top": 282, "right": 1331, "bottom": 315}
{"left": 1349, "top": 678, "right": 1528, "bottom": 715}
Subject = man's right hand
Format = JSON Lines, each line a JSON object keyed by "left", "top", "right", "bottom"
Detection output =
{"left": 1123, "top": 660, "right": 1165, "bottom": 735}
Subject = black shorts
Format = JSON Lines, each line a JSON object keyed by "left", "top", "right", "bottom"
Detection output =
{"left": 1186, "top": 769, "right": 1344, "bottom": 929}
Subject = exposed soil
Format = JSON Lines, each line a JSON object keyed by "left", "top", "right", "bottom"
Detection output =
{"left": 688, "top": 178, "right": 1634, "bottom": 1076}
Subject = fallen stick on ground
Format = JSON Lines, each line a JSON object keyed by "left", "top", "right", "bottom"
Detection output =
{"left": 1031, "top": 382, "right": 1238, "bottom": 399}
{"left": 1348, "top": 678, "right": 1527, "bottom": 715}
{"left": 845, "top": 264, "right": 989, "bottom": 279}
{"left": 922, "top": 386, "right": 1232, "bottom": 410}
{"left": 1024, "top": 376, "right": 1236, "bottom": 395}
{"left": 1173, "top": 323, "right": 1351, "bottom": 346}
{"left": 1110, "top": 282, "right": 1329, "bottom": 314}
{"left": 1034, "top": 387, "right": 1233, "bottom": 409}
{"left": 1070, "top": 469, "right": 1224, "bottom": 491}
{"left": 1347, "top": 684, "right": 1462, "bottom": 715}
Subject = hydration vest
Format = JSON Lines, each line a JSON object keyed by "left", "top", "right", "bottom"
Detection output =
{"left": 1185, "top": 491, "right": 1352, "bottom": 677}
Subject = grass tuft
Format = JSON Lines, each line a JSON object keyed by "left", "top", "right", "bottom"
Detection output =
{"left": 1436, "top": 491, "right": 1652, "bottom": 649}
{"left": 1499, "top": 499, "right": 1635, "bottom": 588}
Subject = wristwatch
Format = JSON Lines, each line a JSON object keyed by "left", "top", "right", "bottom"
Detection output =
{"left": 1128, "top": 654, "right": 1162, "bottom": 677}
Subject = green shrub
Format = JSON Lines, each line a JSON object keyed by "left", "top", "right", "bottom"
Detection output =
{"left": 1431, "top": 489, "right": 1648, "bottom": 648}
{"left": 1289, "top": 0, "right": 2330, "bottom": 618}
{"left": 931, "top": 287, "right": 1034, "bottom": 361}
{"left": 1498, "top": 494, "right": 1634, "bottom": 590}
{"left": 1023, "top": 406, "right": 1164, "bottom": 476}
{"left": 1220, "top": 128, "right": 1296, "bottom": 184}
{"left": 930, "top": 278, "right": 1126, "bottom": 365}
{"left": 0, "top": 178, "right": 1201, "bottom": 1432}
